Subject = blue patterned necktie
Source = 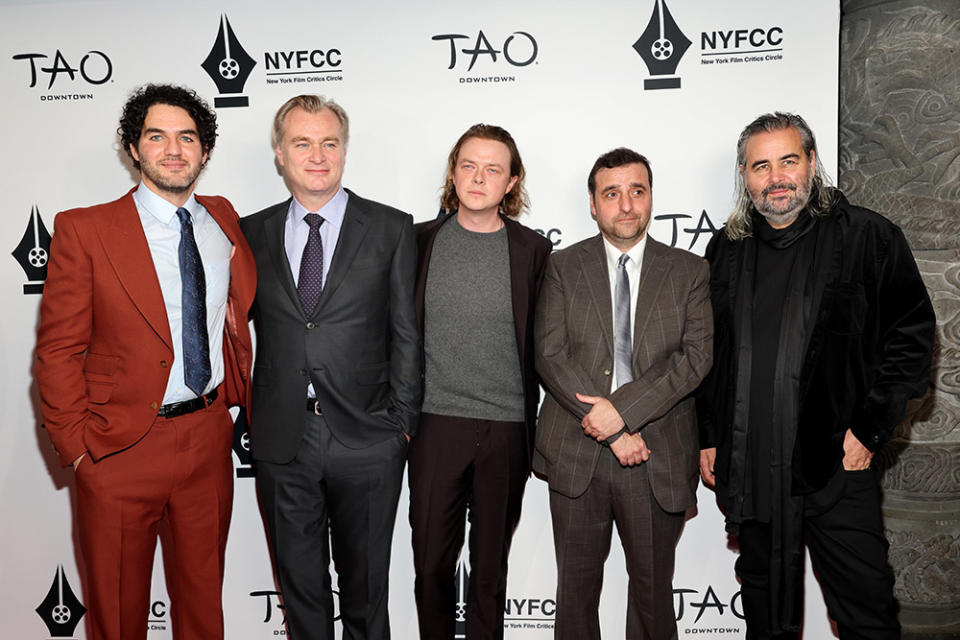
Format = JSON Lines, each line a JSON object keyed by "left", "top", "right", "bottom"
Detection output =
{"left": 298, "top": 213, "right": 325, "bottom": 314}
{"left": 176, "top": 207, "right": 211, "bottom": 396}
{"left": 614, "top": 253, "right": 633, "bottom": 389}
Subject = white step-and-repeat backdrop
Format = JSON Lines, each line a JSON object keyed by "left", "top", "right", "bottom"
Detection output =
{"left": 1, "top": 1, "right": 840, "bottom": 637}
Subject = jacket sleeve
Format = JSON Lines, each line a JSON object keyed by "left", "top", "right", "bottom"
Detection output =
{"left": 609, "top": 258, "right": 714, "bottom": 432}
{"left": 387, "top": 214, "right": 424, "bottom": 436}
{"left": 695, "top": 231, "right": 726, "bottom": 450}
{"left": 852, "top": 225, "right": 935, "bottom": 451}
{"left": 34, "top": 212, "right": 94, "bottom": 467}
{"left": 534, "top": 254, "right": 600, "bottom": 420}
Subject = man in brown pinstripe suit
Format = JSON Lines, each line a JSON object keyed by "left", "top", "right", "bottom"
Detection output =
{"left": 533, "top": 147, "right": 713, "bottom": 639}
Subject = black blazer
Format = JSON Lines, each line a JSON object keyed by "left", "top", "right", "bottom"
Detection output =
{"left": 241, "top": 190, "right": 422, "bottom": 463}
{"left": 414, "top": 212, "right": 552, "bottom": 462}
{"left": 697, "top": 191, "right": 935, "bottom": 495}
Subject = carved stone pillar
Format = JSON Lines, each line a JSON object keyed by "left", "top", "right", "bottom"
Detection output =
{"left": 839, "top": 1, "right": 960, "bottom": 637}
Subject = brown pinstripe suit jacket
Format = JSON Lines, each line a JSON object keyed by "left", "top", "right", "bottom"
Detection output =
{"left": 532, "top": 234, "right": 713, "bottom": 511}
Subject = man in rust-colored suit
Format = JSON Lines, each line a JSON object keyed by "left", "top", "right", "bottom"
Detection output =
{"left": 35, "top": 84, "right": 256, "bottom": 640}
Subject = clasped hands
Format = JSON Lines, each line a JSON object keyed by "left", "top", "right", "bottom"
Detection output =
{"left": 576, "top": 393, "right": 650, "bottom": 467}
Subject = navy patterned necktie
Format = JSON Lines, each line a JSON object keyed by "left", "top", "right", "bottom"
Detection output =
{"left": 614, "top": 253, "right": 633, "bottom": 389}
{"left": 298, "top": 213, "right": 325, "bottom": 315}
{"left": 176, "top": 207, "right": 211, "bottom": 396}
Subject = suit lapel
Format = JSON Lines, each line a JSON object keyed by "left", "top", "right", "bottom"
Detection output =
{"left": 415, "top": 214, "right": 450, "bottom": 332}
{"left": 315, "top": 193, "right": 369, "bottom": 313}
{"left": 633, "top": 238, "right": 669, "bottom": 357}
{"left": 200, "top": 195, "right": 256, "bottom": 309}
{"left": 504, "top": 216, "right": 533, "bottom": 360}
{"left": 580, "top": 235, "right": 614, "bottom": 357}
{"left": 97, "top": 191, "right": 172, "bottom": 349}
{"left": 263, "top": 199, "right": 303, "bottom": 315}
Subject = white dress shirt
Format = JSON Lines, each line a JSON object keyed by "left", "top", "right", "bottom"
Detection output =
{"left": 133, "top": 182, "right": 232, "bottom": 404}
{"left": 602, "top": 234, "right": 647, "bottom": 393}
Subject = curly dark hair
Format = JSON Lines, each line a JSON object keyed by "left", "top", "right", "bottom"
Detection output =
{"left": 118, "top": 84, "right": 218, "bottom": 170}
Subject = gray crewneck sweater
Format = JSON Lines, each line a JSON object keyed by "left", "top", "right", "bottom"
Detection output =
{"left": 422, "top": 216, "right": 524, "bottom": 421}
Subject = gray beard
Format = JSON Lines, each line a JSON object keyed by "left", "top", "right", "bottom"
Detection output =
{"left": 758, "top": 207, "right": 801, "bottom": 228}
{"left": 753, "top": 179, "right": 813, "bottom": 228}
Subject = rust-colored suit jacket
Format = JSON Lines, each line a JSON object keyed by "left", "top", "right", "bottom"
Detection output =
{"left": 35, "top": 188, "right": 256, "bottom": 467}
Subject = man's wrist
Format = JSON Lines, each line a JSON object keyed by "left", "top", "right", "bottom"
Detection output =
{"left": 604, "top": 428, "right": 628, "bottom": 446}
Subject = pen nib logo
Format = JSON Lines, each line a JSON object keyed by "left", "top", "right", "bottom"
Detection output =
{"left": 36, "top": 565, "right": 86, "bottom": 637}
{"left": 633, "top": 0, "right": 691, "bottom": 89}
{"left": 12, "top": 204, "right": 52, "bottom": 294}
{"left": 233, "top": 410, "right": 255, "bottom": 478}
{"left": 454, "top": 555, "right": 469, "bottom": 638}
{"left": 201, "top": 14, "right": 256, "bottom": 107}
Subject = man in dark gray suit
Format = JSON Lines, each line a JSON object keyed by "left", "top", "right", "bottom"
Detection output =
{"left": 534, "top": 148, "right": 713, "bottom": 639}
{"left": 240, "top": 95, "right": 420, "bottom": 640}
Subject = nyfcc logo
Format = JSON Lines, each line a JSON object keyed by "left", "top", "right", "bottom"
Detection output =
{"left": 632, "top": 0, "right": 787, "bottom": 89}
{"left": 534, "top": 227, "right": 563, "bottom": 248}
{"left": 432, "top": 30, "right": 538, "bottom": 85}
{"left": 263, "top": 46, "right": 343, "bottom": 88}
{"left": 699, "top": 25, "right": 784, "bottom": 66}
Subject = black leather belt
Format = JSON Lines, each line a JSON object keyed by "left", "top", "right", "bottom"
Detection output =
{"left": 158, "top": 389, "right": 218, "bottom": 418}
{"left": 306, "top": 398, "right": 322, "bottom": 416}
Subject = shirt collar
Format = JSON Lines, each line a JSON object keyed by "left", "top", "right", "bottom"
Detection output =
{"left": 602, "top": 233, "right": 647, "bottom": 270}
{"left": 133, "top": 181, "right": 201, "bottom": 226}
{"left": 289, "top": 187, "right": 348, "bottom": 226}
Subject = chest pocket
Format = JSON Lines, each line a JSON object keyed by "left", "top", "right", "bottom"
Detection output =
{"left": 821, "top": 283, "right": 867, "bottom": 335}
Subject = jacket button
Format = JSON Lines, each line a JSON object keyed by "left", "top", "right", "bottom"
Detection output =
{"left": 160, "top": 360, "right": 168, "bottom": 368}
{"left": 603, "top": 369, "right": 612, "bottom": 376}
{"left": 150, "top": 401, "right": 158, "bottom": 410}
{"left": 299, "top": 368, "right": 308, "bottom": 376}
{"left": 306, "top": 322, "right": 315, "bottom": 329}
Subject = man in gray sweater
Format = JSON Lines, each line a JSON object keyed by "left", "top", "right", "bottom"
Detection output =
{"left": 409, "top": 124, "right": 552, "bottom": 639}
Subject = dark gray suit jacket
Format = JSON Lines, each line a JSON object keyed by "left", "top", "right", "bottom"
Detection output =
{"left": 533, "top": 235, "right": 712, "bottom": 512}
{"left": 240, "top": 189, "right": 421, "bottom": 463}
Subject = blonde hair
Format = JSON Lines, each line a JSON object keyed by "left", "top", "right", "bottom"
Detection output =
{"left": 271, "top": 95, "right": 349, "bottom": 149}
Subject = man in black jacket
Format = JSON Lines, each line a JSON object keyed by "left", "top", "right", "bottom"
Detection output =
{"left": 409, "top": 124, "right": 551, "bottom": 639}
{"left": 697, "top": 112, "right": 935, "bottom": 640}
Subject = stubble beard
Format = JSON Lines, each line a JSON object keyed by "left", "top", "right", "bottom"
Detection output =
{"left": 141, "top": 158, "right": 203, "bottom": 196}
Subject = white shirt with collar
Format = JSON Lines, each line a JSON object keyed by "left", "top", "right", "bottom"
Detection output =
{"left": 602, "top": 234, "right": 647, "bottom": 393}
{"left": 133, "top": 182, "right": 232, "bottom": 404}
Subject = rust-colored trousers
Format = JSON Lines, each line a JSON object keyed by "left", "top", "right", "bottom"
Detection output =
{"left": 74, "top": 393, "right": 234, "bottom": 640}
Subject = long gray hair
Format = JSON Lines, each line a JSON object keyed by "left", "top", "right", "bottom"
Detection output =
{"left": 726, "top": 112, "right": 834, "bottom": 241}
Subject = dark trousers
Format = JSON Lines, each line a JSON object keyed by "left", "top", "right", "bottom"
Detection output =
{"left": 75, "top": 392, "right": 234, "bottom": 640}
{"left": 256, "top": 413, "right": 407, "bottom": 640}
{"left": 408, "top": 412, "right": 529, "bottom": 640}
{"left": 550, "top": 450, "right": 684, "bottom": 640}
{"left": 736, "top": 468, "right": 900, "bottom": 640}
